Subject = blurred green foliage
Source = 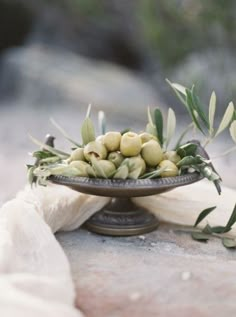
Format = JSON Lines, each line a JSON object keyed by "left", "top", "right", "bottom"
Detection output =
{"left": 44, "top": 0, "right": 105, "bottom": 18}
{"left": 47, "top": 0, "right": 236, "bottom": 68}
{"left": 138, "top": 0, "right": 236, "bottom": 67}
{"left": 2, "top": 0, "right": 236, "bottom": 69}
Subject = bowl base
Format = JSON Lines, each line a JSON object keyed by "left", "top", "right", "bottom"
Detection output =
{"left": 84, "top": 198, "right": 159, "bottom": 236}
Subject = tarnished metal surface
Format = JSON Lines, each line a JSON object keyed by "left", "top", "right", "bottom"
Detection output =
{"left": 50, "top": 172, "right": 202, "bottom": 197}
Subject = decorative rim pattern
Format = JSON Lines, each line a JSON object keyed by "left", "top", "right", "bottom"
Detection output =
{"left": 49, "top": 172, "right": 203, "bottom": 197}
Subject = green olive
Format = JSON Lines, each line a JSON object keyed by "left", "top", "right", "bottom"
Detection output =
{"left": 141, "top": 140, "right": 163, "bottom": 167}
{"left": 69, "top": 148, "right": 85, "bottom": 162}
{"left": 122, "top": 156, "right": 146, "bottom": 176}
{"left": 92, "top": 160, "right": 116, "bottom": 178}
{"left": 69, "top": 160, "right": 90, "bottom": 177}
{"left": 139, "top": 132, "right": 157, "bottom": 144}
{"left": 163, "top": 151, "right": 181, "bottom": 164}
{"left": 83, "top": 141, "right": 107, "bottom": 162}
{"left": 159, "top": 160, "right": 179, "bottom": 177}
{"left": 103, "top": 131, "right": 121, "bottom": 152}
{"left": 120, "top": 132, "right": 142, "bottom": 157}
{"left": 96, "top": 135, "right": 105, "bottom": 143}
{"left": 108, "top": 152, "right": 124, "bottom": 167}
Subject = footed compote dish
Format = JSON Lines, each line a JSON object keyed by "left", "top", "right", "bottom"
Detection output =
{"left": 28, "top": 81, "right": 235, "bottom": 236}
{"left": 50, "top": 171, "right": 203, "bottom": 236}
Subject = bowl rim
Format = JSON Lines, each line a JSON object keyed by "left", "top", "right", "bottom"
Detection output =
{"left": 49, "top": 172, "right": 203, "bottom": 197}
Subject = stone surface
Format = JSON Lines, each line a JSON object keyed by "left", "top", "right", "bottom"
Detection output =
{"left": 57, "top": 225, "right": 236, "bottom": 317}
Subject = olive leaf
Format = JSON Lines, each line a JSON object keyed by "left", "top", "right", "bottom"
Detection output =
{"left": 128, "top": 166, "right": 143, "bottom": 179}
{"left": 50, "top": 118, "right": 82, "bottom": 147}
{"left": 176, "top": 143, "right": 198, "bottom": 158}
{"left": 229, "top": 120, "right": 236, "bottom": 143}
{"left": 177, "top": 155, "right": 204, "bottom": 168}
{"left": 194, "top": 206, "right": 216, "bottom": 227}
{"left": 215, "top": 102, "right": 234, "bottom": 137}
{"left": 202, "top": 224, "right": 213, "bottom": 234}
{"left": 186, "top": 89, "right": 206, "bottom": 135}
{"left": 199, "top": 166, "right": 221, "bottom": 182}
{"left": 233, "top": 109, "right": 236, "bottom": 121}
{"left": 168, "top": 81, "right": 187, "bottom": 95}
{"left": 209, "top": 91, "right": 216, "bottom": 136}
{"left": 140, "top": 166, "right": 167, "bottom": 179}
{"left": 166, "top": 79, "right": 187, "bottom": 106}
{"left": 210, "top": 226, "right": 229, "bottom": 234}
{"left": 32, "top": 150, "right": 55, "bottom": 159}
{"left": 27, "top": 166, "right": 36, "bottom": 186}
{"left": 222, "top": 238, "right": 236, "bottom": 249}
{"left": 191, "top": 86, "right": 209, "bottom": 130}
{"left": 120, "top": 128, "right": 130, "bottom": 135}
{"left": 223, "top": 203, "right": 236, "bottom": 233}
{"left": 81, "top": 117, "right": 95, "bottom": 145}
{"left": 174, "top": 122, "right": 195, "bottom": 149}
{"left": 90, "top": 156, "right": 107, "bottom": 179}
{"left": 86, "top": 165, "right": 97, "bottom": 178}
{"left": 86, "top": 103, "right": 92, "bottom": 117}
{"left": 165, "top": 108, "right": 176, "bottom": 149}
{"left": 33, "top": 166, "right": 52, "bottom": 178}
{"left": 154, "top": 108, "right": 163, "bottom": 146}
{"left": 147, "top": 106, "right": 155, "bottom": 127}
{"left": 29, "top": 134, "right": 70, "bottom": 158}
{"left": 191, "top": 232, "right": 210, "bottom": 242}
{"left": 98, "top": 111, "right": 106, "bottom": 135}
{"left": 39, "top": 156, "right": 61, "bottom": 164}
{"left": 146, "top": 123, "right": 157, "bottom": 137}
{"left": 113, "top": 165, "right": 129, "bottom": 179}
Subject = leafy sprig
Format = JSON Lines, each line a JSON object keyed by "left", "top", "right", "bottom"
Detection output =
{"left": 146, "top": 106, "right": 176, "bottom": 149}
{"left": 166, "top": 79, "right": 235, "bottom": 148}
{"left": 191, "top": 203, "right": 236, "bottom": 248}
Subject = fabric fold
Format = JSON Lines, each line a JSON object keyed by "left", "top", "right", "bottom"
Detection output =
{"left": 0, "top": 180, "right": 235, "bottom": 316}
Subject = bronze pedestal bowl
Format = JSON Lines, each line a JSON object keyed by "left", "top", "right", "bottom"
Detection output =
{"left": 50, "top": 172, "right": 203, "bottom": 236}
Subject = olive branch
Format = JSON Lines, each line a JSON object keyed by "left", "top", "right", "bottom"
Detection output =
{"left": 189, "top": 203, "right": 236, "bottom": 249}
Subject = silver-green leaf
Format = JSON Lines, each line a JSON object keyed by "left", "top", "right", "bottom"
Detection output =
{"left": 166, "top": 79, "right": 187, "bottom": 107}
{"left": 147, "top": 106, "right": 155, "bottom": 127}
{"left": 50, "top": 118, "right": 81, "bottom": 147}
{"left": 146, "top": 123, "right": 157, "bottom": 137}
{"left": 165, "top": 108, "right": 176, "bottom": 149}
{"left": 222, "top": 238, "right": 236, "bottom": 248}
{"left": 229, "top": 120, "right": 236, "bottom": 143}
{"left": 191, "top": 232, "right": 210, "bottom": 242}
{"left": 98, "top": 111, "right": 106, "bottom": 135}
{"left": 215, "top": 102, "right": 234, "bottom": 137}
{"left": 208, "top": 91, "right": 216, "bottom": 136}
{"left": 168, "top": 81, "right": 187, "bottom": 96}
{"left": 29, "top": 134, "right": 70, "bottom": 158}
{"left": 194, "top": 206, "right": 216, "bottom": 227}
{"left": 81, "top": 117, "right": 95, "bottom": 145}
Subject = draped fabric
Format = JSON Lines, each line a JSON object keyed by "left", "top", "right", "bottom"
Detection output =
{"left": 0, "top": 181, "right": 234, "bottom": 316}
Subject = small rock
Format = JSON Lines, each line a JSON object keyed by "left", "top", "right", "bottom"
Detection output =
{"left": 150, "top": 242, "right": 157, "bottom": 247}
{"left": 129, "top": 292, "right": 142, "bottom": 301}
{"left": 138, "top": 235, "right": 146, "bottom": 240}
{"left": 181, "top": 271, "right": 191, "bottom": 281}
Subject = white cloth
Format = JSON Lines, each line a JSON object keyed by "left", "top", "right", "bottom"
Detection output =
{"left": 0, "top": 184, "right": 109, "bottom": 317}
{"left": 0, "top": 180, "right": 235, "bottom": 316}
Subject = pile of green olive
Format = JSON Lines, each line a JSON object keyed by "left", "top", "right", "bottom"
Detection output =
{"left": 66, "top": 131, "right": 181, "bottom": 179}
